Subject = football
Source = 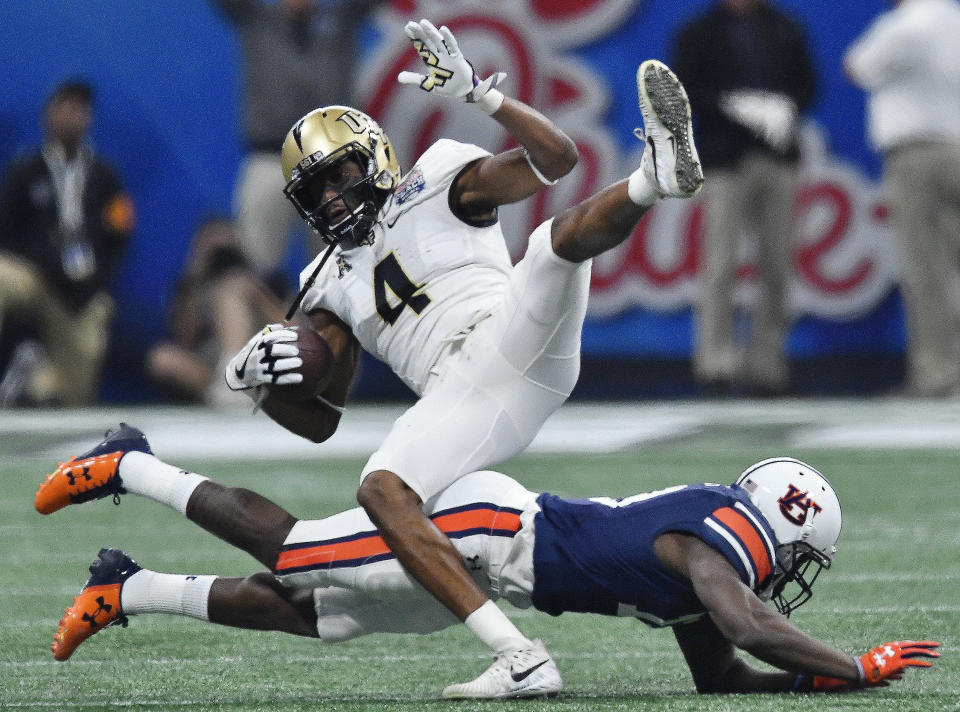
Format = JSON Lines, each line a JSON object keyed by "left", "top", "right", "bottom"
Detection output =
{"left": 268, "top": 326, "right": 334, "bottom": 401}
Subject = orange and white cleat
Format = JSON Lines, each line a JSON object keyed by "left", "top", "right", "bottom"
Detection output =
{"left": 52, "top": 548, "right": 142, "bottom": 660}
{"left": 35, "top": 423, "right": 152, "bottom": 515}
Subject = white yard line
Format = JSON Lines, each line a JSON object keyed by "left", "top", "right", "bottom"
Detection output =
{"left": 1, "top": 398, "right": 959, "bottom": 460}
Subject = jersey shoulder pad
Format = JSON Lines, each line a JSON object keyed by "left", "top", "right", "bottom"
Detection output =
{"left": 702, "top": 491, "right": 777, "bottom": 591}
{"left": 391, "top": 139, "right": 491, "bottom": 208}
{"left": 415, "top": 139, "right": 492, "bottom": 176}
{"left": 296, "top": 247, "right": 341, "bottom": 314}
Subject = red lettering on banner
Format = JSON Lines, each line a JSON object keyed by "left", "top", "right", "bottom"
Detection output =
{"left": 632, "top": 204, "right": 701, "bottom": 287}
{"left": 591, "top": 204, "right": 701, "bottom": 291}
{"left": 796, "top": 182, "right": 873, "bottom": 293}
{"left": 366, "top": 5, "right": 894, "bottom": 317}
{"left": 531, "top": 0, "right": 609, "bottom": 19}
{"left": 548, "top": 76, "right": 580, "bottom": 107}
{"left": 390, "top": 0, "right": 415, "bottom": 14}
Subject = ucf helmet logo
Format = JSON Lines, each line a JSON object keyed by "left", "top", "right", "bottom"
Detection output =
{"left": 777, "top": 484, "right": 823, "bottom": 526}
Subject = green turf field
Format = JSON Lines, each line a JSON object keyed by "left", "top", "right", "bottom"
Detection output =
{"left": 1, "top": 406, "right": 956, "bottom": 711}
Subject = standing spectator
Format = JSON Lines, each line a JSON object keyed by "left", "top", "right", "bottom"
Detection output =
{"left": 146, "top": 215, "right": 288, "bottom": 409}
{"left": 210, "top": 0, "right": 383, "bottom": 278}
{"left": 845, "top": 0, "right": 960, "bottom": 398}
{"left": 673, "top": 0, "right": 815, "bottom": 397}
{"left": 0, "top": 80, "right": 134, "bottom": 407}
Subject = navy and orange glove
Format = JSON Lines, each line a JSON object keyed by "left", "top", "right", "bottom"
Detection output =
{"left": 810, "top": 640, "right": 940, "bottom": 691}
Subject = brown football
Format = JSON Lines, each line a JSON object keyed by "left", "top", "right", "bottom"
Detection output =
{"left": 268, "top": 326, "right": 334, "bottom": 401}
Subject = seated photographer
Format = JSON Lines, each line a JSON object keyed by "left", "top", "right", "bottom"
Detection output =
{"left": 146, "top": 215, "right": 287, "bottom": 408}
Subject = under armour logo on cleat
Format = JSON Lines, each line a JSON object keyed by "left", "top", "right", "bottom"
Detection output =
{"left": 65, "top": 466, "right": 92, "bottom": 486}
{"left": 81, "top": 596, "right": 112, "bottom": 629}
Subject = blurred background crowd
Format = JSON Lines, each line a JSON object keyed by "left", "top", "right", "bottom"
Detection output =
{"left": 0, "top": 0, "right": 958, "bottom": 408}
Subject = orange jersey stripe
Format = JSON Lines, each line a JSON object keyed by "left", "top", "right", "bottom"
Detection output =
{"left": 712, "top": 506, "right": 772, "bottom": 583}
{"left": 275, "top": 507, "right": 522, "bottom": 573}
{"left": 276, "top": 535, "right": 390, "bottom": 571}
{"left": 431, "top": 508, "right": 521, "bottom": 535}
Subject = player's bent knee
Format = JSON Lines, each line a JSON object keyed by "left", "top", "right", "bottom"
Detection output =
{"left": 356, "top": 470, "right": 421, "bottom": 514}
{"left": 548, "top": 209, "right": 591, "bottom": 264}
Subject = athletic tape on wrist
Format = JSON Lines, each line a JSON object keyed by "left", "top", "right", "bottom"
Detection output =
{"left": 854, "top": 656, "right": 866, "bottom": 685}
{"left": 474, "top": 88, "right": 504, "bottom": 115}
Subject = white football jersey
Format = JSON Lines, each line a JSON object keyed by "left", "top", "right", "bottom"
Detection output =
{"left": 299, "top": 139, "right": 514, "bottom": 395}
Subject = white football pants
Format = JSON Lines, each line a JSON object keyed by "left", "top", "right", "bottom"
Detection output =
{"left": 361, "top": 218, "right": 591, "bottom": 501}
{"left": 273, "top": 470, "right": 540, "bottom": 641}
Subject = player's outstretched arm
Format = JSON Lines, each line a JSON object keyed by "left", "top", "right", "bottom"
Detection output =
{"left": 670, "top": 536, "right": 940, "bottom": 692}
{"left": 397, "top": 18, "right": 577, "bottom": 214}
{"left": 454, "top": 98, "right": 579, "bottom": 211}
{"left": 674, "top": 615, "right": 799, "bottom": 693}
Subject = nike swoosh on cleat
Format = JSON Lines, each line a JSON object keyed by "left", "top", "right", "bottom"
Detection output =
{"left": 646, "top": 136, "right": 659, "bottom": 183}
{"left": 510, "top": 659, "right": 549, "bottom": 683}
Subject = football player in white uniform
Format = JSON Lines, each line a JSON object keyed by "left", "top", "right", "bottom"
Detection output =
{"left": 38, "top": 428, "right": 939, "bottom": 697}
{"left": 227, "top": 18, "right": 705, "bottom": 695}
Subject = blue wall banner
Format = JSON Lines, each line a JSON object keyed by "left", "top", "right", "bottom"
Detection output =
{"left": 0, "top": 0, "right": 903, "bottom": 400}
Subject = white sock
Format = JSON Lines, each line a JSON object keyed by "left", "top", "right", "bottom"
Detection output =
{"left": 627, "top": 167, "right": 660, "bottom": 207}
{"left": 119, "top": 451, "right": 208, "bottom": 515}
{"left": 120, "top": 569, "right": 215, "bottom": 621}
{"left": 464, "top": 600, "right": 531, "bottom": 654}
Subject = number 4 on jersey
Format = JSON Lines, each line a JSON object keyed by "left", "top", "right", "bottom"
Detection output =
{"left": 374, "top": 252, "right": 432, "bottom": 324}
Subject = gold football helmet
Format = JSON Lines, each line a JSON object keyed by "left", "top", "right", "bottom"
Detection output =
{"left": 281, "top": 106, "right": 401, "bottom": 245}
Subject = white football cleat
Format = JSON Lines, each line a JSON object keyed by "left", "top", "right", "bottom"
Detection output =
{"left": 441, "top": 639, "right": 562, "bottom": 699}
{"left": 636, "top": 59, "right": 704, "bottom": 198}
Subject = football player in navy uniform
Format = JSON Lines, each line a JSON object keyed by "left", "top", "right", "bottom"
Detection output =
{"left": 37, "top": 426, "right": 938, "bottom": 697}
{"left": 41, "top": 20, "right": 705, "bottom": 696}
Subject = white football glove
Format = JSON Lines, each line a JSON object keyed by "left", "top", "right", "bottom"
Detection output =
{"left": 397, "top": 19, "right": 506, "bottom": 113}
{"left": 225, "top": 324, "right": 303, "bottom": 392}
{"left": 719, "top": 90, "right": 798, "bottom": 152}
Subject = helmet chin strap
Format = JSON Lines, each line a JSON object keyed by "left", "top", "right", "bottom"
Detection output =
{"left": 284, "top": 198, "right": 379, "bottom": 322}
{"left": 284, "top": 241, "right": 336, "bottom": 322}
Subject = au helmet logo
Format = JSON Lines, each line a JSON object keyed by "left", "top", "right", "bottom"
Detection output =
{"left": 777, "top": 484, "right": 823, "bottom": 526}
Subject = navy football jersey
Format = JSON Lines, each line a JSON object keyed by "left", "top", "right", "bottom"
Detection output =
{"left": 531, "top": 484, "right": 777, "bottom": 627}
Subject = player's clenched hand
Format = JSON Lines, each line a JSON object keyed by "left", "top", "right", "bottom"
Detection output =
{"left": 397, "top": 19, "right": 505, "bottom": 111}
{"left": 225, "top": 324, "right": 303, "bottom": 391}
{"left": 812, "top": 640, "right": 940, "bottom": 691}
